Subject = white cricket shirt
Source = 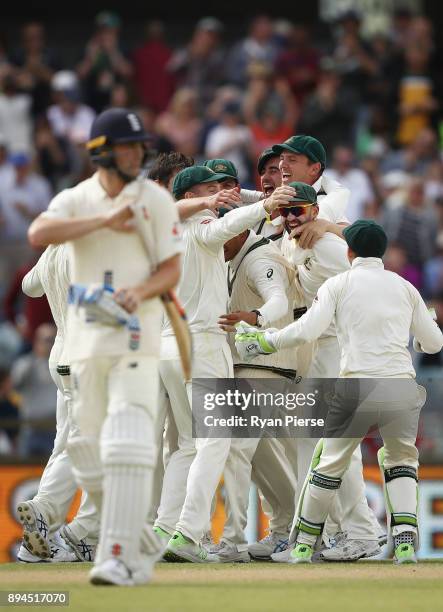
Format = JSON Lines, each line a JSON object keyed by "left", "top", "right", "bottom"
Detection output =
{"left": 42, "top": 173, "right": 181, "bottom": 361}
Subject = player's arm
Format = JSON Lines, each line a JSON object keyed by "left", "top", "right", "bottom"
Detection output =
{"left": 115, "top": 254, "right": 181, "bottom": 313}
{"left": 411, "top": 290, "right": 443, "bottom": 354}
{"left": 235, "top": 280, "right": 336, "bottom": 361}
{"left": 219, "top": 260, "right": 289, "bottom": 331}
{"left": 22, "top": 264, "right": 44, "bottom": 298}
{"left": 240, "top": 188, "right": 264, "bottom": 204}
{"left": 177, "top": 189, "right": 242, "bottom": 221}
{"left": 28, "top": 204, "right": 134, "bottom": 247}
{"left": 198, "top": 186, "right": 296, "bottom": 252}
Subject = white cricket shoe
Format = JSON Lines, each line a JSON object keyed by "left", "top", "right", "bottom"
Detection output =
{"left": 248, "top": 532, "right": 289, "bottom": 560}
{"left": 16, "top": 501, "right": 50, "bottom": 560}
{"left": 214, "top": 541, "right": 250, "bottom": 563}
{"left": 60, "top": 525, "right": 96, "bottom": 562}
{"left": 271, "top": 544, "right": 294, "bottom": 563}
{"left": 17, "top": 534, "right": 77, "bottom": 564}
{"left": 90, "top": 558, "right": 136, "bottom": 586}
{"left": 320, "top": 539, "right": 380, "bottom": 561}
{"left": 164, "top": 531, "right": 220, "bottom": 563}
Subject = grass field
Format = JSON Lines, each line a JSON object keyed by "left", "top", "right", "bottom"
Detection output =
{"left": 1, "top": 561, "right": 443, "bottom": 612}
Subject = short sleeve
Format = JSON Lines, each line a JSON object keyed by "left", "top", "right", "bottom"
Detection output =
{"left": 148, "top": 183, "right": 182, "bottom": 264}
{"left": 41, "top": 188, "right": 77, "bottom": 219}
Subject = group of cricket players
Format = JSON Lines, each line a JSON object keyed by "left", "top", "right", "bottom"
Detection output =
{"left": 14, "top": 106, "right": 443, "bottom": 586}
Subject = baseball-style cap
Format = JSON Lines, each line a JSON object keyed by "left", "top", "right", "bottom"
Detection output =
{"left": 172, "top": 166, "right": 227, "bottom": 200}
{"left": 343, "top": 220, "right": 388, "bottom": 258}
{"left": 272, "top": 135, "right": 327, "bottom": 169}
{"left": 95, "top": 11, "right": 121, "bottom": 29}
{"left": 257, "top": 147, "right": 278, "bottom": 175}
{"left": 285, "top": 181, "right": 318, "bottom": 205}
{"left": 203, "top": 159, "right": 239, "bottom": 182}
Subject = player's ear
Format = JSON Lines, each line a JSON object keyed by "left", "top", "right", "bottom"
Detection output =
{"left": 312, "top": 205, "right": 319, "bottom": 219}
{"left": 184, "top": 191, "right": 195, "bottom": 199}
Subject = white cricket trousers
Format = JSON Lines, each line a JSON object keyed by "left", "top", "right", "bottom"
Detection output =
{"left": 222, "top": 368, "right": 298, "bottom": 549}
{"left": 292, "top": 336, "right": 384, "bottom": 542}
{"left": 68, "top": 354, "right": 159, "bottom": 570}
{"left": 164, "top": 332, "right": 234, "bottom": 543}
{"left": 33, "top": 367, "right": 99, "bottom": 541}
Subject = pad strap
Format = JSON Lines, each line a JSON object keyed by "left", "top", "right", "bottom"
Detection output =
{"left": 310, "top": 470, "right": 342, "bottom": 490}
{"left": 296, "top": 516, "right": 324, "bottom": 537}
{"left": 384, "top": 466, "right": 418, "bottom": 483}
{"left": 391, "top": 513, "right": 418, "bottom": 528}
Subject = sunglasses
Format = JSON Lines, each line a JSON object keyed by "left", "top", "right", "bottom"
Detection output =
{"left": 279, "top": 203, "right": 314, "bottom": 218}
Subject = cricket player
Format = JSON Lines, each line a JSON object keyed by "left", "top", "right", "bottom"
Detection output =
{"left": 215, "top": 225, "right": 313, "bottom": 562}
{"left": 28, "top": 107, "right": 182, "bottom": 586}
{"left": 155, "top": 166, "right": 293, "bottom": 562}
{"left": 253, "top": 148, "right": 285, "bottom": 244}
{"left": 17, "top": 244, "right": 98, "bottom": 564}
{"left": 235, "top": 220, "right": 443, "bottom": 564}
{"left": 273, "top": 182, "right": 384, "bottom": 561}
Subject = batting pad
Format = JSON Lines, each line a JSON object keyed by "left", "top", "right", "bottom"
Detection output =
{"left": 378, "top": 447, "right": 419, "bottom": 547}
{"left": 67, "top": 435, "right": 103, "bottom": 514}
{"left": 98, "top": 405, "right": 155, "bottom": 570}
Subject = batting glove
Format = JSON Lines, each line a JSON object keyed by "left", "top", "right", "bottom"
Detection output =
{"left": 234, "top": 321, "right": 277, "bottom": 362}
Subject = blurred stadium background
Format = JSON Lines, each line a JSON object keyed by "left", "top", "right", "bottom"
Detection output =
{"left": 1, "top": 0, "right": 443, "bottom": 562}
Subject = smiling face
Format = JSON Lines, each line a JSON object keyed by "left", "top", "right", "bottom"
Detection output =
{"left": 279, "top": 152, "right": 321, "bottom": 185}
{"left": 260, "top": 155, "right": 281, "bottom": 197}
{"left": 280, "top": 203, "right": 319, "bottom": 233}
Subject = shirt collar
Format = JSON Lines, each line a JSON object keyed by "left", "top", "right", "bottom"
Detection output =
{"left": 91, "top": 172, "right": 143, "bottom": 201}
{"left": 351, "top": 257, "right": 384, "bottom": 269}
{"left": 312, "top": 176, "right": 323, "bottom": 193}
{"left": 229, "top": 230, "right": 259, "bottom": 269}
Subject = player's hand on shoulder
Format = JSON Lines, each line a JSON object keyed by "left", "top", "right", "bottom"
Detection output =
{"left": 289, "top": 218, "right": 330, "bottom": 248}
{"left": 103, "top": 203, "right": 134, "bottom": 233}
{"left": 264, "top": 185, "right": 296, "bottom": 213}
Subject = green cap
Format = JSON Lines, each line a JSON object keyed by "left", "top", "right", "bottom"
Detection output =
{"left": 343, "top": 220, "right": 388, "bottom": 258}
{"left": 172, "top": 165, "right": 226, "bottom": 200}
{"left": 257, "top": 148, "right": 278, "bottom": 175}
{"left": 272, "top": 135, "right": 327, "bottom": 169}
{"left": 203, "top": 159, "right": 239, "bottom": 182}
{"left": 285, "top": 181, "right": 318, "bottom": 204}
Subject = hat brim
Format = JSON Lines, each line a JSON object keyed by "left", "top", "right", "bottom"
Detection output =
{"left": 199, "top": 173, "right": 229, "bottom": 184}
{"left": 272, "top": 143, "right": 301, "bottom": 155}
{"left": 279, "top": 200, "right": 316, "bottom": 207}
{"left": 271, "top": 143, "right": 324, "bottom": 167}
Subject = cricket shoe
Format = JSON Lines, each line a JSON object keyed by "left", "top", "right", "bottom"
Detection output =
{"left": 271, "top": 544, "right": 294, "bottom": 563}
{"left": 59, "top": 525, "right": 96, "bottom": 562}
{"left": 289, "top": 542, "right": 314, "bottom": 564}
{"left": 17, "top": 534, "right": 77, "bottom": 564}
{"left": 213, "top": 541, "right": 250, "bottom": 563}
{"left": 320, "top": 538, "right": 380, "bottom": 562}
{"left": 16, "top": 501, "right": 50, "bottom": 560}
{"left": 90, "top": 558, "right": 136, "bottom": 586}
{"left": 248, "top": 532, "right": 289, "bottom": 560}
{"left": 393, "top": 532, "right": 417, "bottom": 565}
{"left": 164, "top": 531, "right": 219, "bottom": 563}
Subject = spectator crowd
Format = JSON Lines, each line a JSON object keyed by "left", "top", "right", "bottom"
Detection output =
{"left": 1, "top": 8, "right": 443, "bottom": 459}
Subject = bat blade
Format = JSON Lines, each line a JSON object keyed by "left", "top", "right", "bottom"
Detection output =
{"left": 161, "top": 289, "right": 193, "bottom": 382}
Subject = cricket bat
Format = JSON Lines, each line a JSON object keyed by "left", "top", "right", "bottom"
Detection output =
{"left": 130, "top": 198, "right": 193, "bottom": 383}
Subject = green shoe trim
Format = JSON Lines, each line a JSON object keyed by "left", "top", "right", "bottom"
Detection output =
{"left": 153, "top": 526, "right": 171, "bottom": 539}
{"left": 291, "top": 543, "right": 313, "bottom": 561}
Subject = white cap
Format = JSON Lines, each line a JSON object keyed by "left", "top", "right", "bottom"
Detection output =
{"left": 51, "top": 70, "right": 79, "bottom": 91}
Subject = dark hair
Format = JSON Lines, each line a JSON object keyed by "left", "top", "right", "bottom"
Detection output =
{"left": 148, "top": 152, "right": 194, "bottom": 187}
